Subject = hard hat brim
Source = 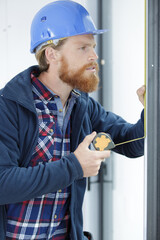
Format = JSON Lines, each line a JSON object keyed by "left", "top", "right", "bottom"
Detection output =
{"left": 91, "top": 29, "right": 108, "bottom": 35}
{"left": 31, "top": 29, "right": 108, "bottom": 53}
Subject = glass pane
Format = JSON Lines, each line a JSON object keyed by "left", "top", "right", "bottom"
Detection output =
{"left": 102, "top": 1, "right": 145, "bottom": 240}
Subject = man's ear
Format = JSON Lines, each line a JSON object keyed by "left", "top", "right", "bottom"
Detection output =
{"left": 45, "top": 47, "right": 59, "bottom": 63}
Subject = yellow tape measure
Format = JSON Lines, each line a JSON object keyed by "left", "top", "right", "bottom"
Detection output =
{"left": 93, "top": 133, "right": 115, "bottom": 151}
{"left": 92, "top": 132, "right": 145, "bottom": 151}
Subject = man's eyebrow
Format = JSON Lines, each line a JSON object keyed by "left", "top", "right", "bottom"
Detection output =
{"left": 74, "top": 41, "right": 97, "bottom": 47}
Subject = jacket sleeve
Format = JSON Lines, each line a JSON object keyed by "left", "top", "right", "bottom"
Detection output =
{"left": 89, "top": 97, "right": 144, "bottom": 158}
{"left": 0, "top": 98, "right": 83, "bottom": 205}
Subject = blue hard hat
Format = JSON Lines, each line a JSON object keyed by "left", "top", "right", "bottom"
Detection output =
{"left": 30, "top": 0, "right": 107, "bottom": 53}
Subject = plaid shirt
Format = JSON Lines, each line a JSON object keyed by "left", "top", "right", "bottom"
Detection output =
{"left": 6, "top": 73, "right": 79, "bottom": 240}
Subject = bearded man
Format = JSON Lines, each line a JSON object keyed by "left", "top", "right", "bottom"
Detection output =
{"left": 0, "top": 1, "right": 145, "bottom": 240}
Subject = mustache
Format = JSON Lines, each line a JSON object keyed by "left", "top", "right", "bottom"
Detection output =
{"left": 83, "top": 62, "right": 99, "bottom": 71}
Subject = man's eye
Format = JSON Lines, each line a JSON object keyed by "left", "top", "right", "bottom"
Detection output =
{"left": 80, "top": 46, "right": 86, "bottom": 50}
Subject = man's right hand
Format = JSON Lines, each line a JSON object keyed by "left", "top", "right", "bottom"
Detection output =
{"left": 74, "top": 132, "right": 110, "bottom": 177}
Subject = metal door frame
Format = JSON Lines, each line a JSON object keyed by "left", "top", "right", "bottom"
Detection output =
{"left": 145, "top": 0, "right": 160, "bottom": 239}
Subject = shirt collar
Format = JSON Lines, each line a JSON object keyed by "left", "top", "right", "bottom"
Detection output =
{"left": 31, "top": 72, "right": 57, "bottom": 101}
{"left": 31, "top": 72, "right": 81, "bottom": 102}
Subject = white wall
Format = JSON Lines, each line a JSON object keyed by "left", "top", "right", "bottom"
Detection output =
{"left": 111, "top": 0, "right": 145, "bottom": 240}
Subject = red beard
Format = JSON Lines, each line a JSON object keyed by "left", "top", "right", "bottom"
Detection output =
{"left": 59, "top": 57, "right": 99, "bottom": 93}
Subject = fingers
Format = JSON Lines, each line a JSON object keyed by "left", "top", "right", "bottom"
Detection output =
{"left": 82, "top": 131, "right": 97, "bottom": 147}
{"left": 93, "top": 149, "right": 111, "bottom": 160}
{"left": 136, "top": 85, "right": 145, "bottom": 96}
{"left": 136, "top": 85, "right": 146, "bottom": 106}
{"left": 74, "top": 132, "right": 110, "bottom": 177}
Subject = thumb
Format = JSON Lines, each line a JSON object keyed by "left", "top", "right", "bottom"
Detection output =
{"left": 82, "top": 132, "right": 97, "bottom": 147}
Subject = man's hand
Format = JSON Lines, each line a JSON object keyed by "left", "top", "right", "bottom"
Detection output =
{"left": 74, "top": 132, "right": 110, "bottom": 177}
{"left": 136, "top": 85, "right": 146, "bottom": 106}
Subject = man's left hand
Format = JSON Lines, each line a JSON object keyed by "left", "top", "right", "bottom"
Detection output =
{"left": 136, "top": 85, "right": 146, "bottom": 106}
